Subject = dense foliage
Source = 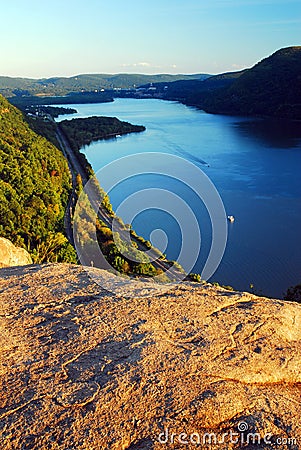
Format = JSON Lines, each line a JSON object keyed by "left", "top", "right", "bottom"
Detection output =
{"left": 0, "top": 95, "right": 76, "bottom": 263}
{"left": 60, "top": 116, "right": 145, "bottom": 151}
{"left": 201, "top": 47, "right": 301, "bottom": 119}
{"left": 25, "top": 115, "right": 60, "bottom": 148}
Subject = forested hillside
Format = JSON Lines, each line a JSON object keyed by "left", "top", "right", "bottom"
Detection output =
{"left": 158, "top": 47, "right": 301, "bottom": 119}
{"left": 0, "top": 95, "right": 76, "bottom": 263}
{"left": 149, "top": 47, "right": 301, "bottom": 119}
{"left": 201, "top": 46, "right": 301, "bottom": 118}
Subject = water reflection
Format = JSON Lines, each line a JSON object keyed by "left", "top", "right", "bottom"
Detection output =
{"left": 233, "top": 118, "right": 301, "bottom": 148}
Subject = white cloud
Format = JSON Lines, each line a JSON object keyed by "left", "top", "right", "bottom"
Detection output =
{"left": 121, "top": 62, "right": 152, "bottom": 68}
{"left": 135, "top": 62, "right": 152, "bottom": 67}
{"left": 231, "top": 63, "right": 246, "bottom": 70}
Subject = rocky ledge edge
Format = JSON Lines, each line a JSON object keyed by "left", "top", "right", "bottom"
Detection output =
{"left": 0, "top": 263, "right": 300, "bottom": 449}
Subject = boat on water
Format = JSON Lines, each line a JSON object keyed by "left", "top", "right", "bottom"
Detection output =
{"left": 227, "top": 215, "right": 235, "bottom": 222}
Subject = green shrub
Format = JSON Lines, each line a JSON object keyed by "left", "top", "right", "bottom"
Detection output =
{"left": 221, "top": 284, "right": 234, "bottom": 291}
{"left": 187, "top": 273, "right": 201, "bottom": 282}
{"left": 133, "top": 263, "right": 157, "bottom": 276}
{"left": 111, "top": 255, "right": 130, "bottom": 274}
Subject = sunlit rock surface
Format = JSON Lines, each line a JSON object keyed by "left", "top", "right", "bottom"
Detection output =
{"left": 0, "top": 263, "right": 300, "bottom": 449}
{"left": 0, "top": 237, "right": 32, "bottom": 268}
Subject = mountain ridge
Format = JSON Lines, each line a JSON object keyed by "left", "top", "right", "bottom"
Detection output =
{"left": 0, "top": 73, "right": 210, "bottom": 97}
{"left": 159, "top": 46, "right": 301, "bottom": 119}
{"left": 2, "top": 46, "right": 300, "bottom": 119}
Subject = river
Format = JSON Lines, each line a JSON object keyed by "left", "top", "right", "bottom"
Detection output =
{"left": 56, "top": 98, "right": 301, "bottom": 298}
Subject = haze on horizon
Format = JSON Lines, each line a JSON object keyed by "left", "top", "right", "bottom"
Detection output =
{"left": 1, "top": 0, "right": 300, "bottom": 79}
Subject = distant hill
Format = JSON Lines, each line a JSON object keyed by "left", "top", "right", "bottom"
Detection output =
{"left": 0, "top": 73, "right": 210, "bottom": 98}
{"left": 160, "top": 47, "right": 301, "bottom": 119}
{"left": 2, "top": 47, "right": 300, "bottom": 119}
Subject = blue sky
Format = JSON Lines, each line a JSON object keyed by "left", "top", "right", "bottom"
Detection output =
{"left": 1, "top": 0, "right": 300, "bottom": 77}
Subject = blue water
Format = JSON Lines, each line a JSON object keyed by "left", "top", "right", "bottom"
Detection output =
{"left": 56, "top": 98, "right": 301, "bottom": 298}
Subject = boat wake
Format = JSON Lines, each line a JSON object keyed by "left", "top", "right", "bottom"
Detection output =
{"left": 164, "top": 140, "right": 209, "bottom": 167}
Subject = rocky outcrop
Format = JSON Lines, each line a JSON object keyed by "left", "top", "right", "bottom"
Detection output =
{"left": 0, "top": 237, "right": 32, "bottom": 268}
{"left": 0, "top": 263, "right": 300, "bottom": 449}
